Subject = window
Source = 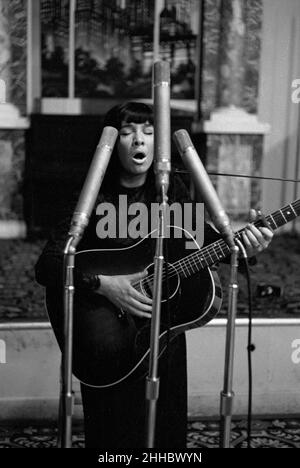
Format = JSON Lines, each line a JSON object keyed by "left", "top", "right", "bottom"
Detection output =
{"left": 40, "top": 0, "right": 200, "bottom": 100}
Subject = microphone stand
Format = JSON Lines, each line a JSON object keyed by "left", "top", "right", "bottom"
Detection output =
{"left": 172, "top": 129, "right": 240, "bottom": 448}
{"left": 58, "top": 234, "right": 79, "bottom": 448}
{"left": 57, "top": 127, "right": 117, "bottom": 448}
{"left": 145, "top": 60, "right": 171, "bottom": 448}
{"left": 145, "top": 186, "right": 168, "bottom": 448}
{"left": 219, "top": 243, "right": 239, "bottom": 448}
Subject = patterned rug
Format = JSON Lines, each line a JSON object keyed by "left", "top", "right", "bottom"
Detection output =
{"left": 0, "top": 419, "right": 299, "bottom": 448}
{"left": 187, "top": 418, "right": 300, "bottom": 448}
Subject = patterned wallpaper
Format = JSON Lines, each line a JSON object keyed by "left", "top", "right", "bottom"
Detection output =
{"left": 0, "top": 0, "right": 265, "bottom": 223}
{"left": 7, "top": 0, "right": 27, "bottom": 115}
{"left": 0, "top": 1, "right": 27, "bottom": 222}
{"left": 206, "top": 133, "right": 264, "bottom": 219}
{"left": 201, "top": 0, "right": 262, "bottom": 118}
{"left": 0, "top": 130, "right": 25, "bottom": 220}
{"left": 242, "top": 0, "right": 263, "bottom": 113}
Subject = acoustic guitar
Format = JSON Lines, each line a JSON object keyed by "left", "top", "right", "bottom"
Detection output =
{"left": 46, "top": 198, "right": 300, "bottom": 388}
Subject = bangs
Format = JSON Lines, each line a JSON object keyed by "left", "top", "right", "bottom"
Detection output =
{"left": 121, "top": 103, "right": 154, "bottom": 126}
{"left": 103, "top": 102, "right": 153, "bottom": 130}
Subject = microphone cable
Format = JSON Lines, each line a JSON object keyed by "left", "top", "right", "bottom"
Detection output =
{"left": 175, "top": 168, "right": 300, "bottom": 184}
{"left": 236, "top": 239, "right": 254, "bottom": 449}
{"left": 244, "top": 257, "right": 254, "bottom": 449}
{"left": 163, "top": 233, "right": 172, "bottom": 447}
{"left": 175, "top": 167, "right": 278, "bottom": 447}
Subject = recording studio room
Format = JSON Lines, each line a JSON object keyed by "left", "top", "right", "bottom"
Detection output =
{"left": 0, "top": 0, "right": 299, "bottom": 450}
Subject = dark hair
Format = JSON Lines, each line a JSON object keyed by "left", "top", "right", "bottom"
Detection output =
{"left": 101, "top": 101, "right": 154, "bottom": 191}
{"left": 103, "top": 101, "right": 153, "bottom": 130}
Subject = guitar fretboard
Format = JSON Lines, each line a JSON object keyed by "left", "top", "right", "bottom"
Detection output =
{"left": 174, "top": 199, "right": 300, "bottom": 278}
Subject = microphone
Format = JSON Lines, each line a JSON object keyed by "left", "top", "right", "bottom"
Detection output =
{"left": 173, "top": 129, "right": 235, "bottom": 248}
{"left": 153, "top": 61, "right": 171, "bottom": 198}
{"left": 68, "top": 126, "right": 118, "bottom": 241}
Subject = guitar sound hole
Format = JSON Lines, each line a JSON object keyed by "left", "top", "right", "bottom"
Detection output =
{"left": 141, "top": 262, "right": 180, "bottom": 302}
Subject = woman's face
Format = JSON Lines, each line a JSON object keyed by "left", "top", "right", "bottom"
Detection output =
{"left": 117, "top": 120, "right": 154, "bottom": 186}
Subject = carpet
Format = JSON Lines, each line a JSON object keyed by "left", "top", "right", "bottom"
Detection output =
{"left": 0, "top": 233, "right": 300, "bottom": 322}
{"left": 0, "top": 418, "right": 299, "bottom": 448}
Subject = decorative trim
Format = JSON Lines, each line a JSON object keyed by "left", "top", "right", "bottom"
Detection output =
{"left": 209, "top": 318, "right": 300, "bottom": 327}
{"left": 41, "top": 98, "right": 85, "bottom": 114}
{"left": 40, "top": 97, "right": 198, "bottom": 115}
{"left": 0, "top": 103, "right": 29, "bottom": 128}
{"left": 1, "top": 317, "right": 299, "bottom": 331}
{"left": 0, "top": 117, "right": 29, "bottom": 129}
{"left": 0, "top": 220, "right": 27, "bottom": 238}
{"left": 193, "top": 106, "right": 271, "bottom": 135}
{"left": 0, "top": 322, "right": 50, "bottom": 331}
{"left": 41, "top": 97, "right": 120, "bottom": 115}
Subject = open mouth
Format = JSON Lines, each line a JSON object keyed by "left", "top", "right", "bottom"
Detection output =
{"left": 132, "top": 152, "right": 147, "bottom": 163}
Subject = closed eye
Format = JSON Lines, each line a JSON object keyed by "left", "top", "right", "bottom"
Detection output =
{"left": 119, "top": 128, "right": 132, "bottom": 136}
{"left": 144, "top": 125, "right": 154, "bottom": 134}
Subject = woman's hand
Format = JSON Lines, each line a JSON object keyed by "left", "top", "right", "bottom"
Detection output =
{"left": 242, "top": 209, "right": 274, "bottom": 257}
{"left": 96, "top": 269, "right": 152, "bottom": 319}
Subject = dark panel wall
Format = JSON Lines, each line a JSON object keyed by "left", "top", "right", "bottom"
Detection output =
{"left": 25, "top": 114, "right": 206, "bottom": 236}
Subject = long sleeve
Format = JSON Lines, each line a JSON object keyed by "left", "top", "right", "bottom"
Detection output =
{"left": 171, "top": 172, "right": 257, "bottom": 270}
{"left": 35, "top": 210, "right": 100, "bottom": 292}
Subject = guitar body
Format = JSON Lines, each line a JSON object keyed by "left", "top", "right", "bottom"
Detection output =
{"left": 45, "top": 197, "right": 300, "bottom": 387}
{"left": 46, "top": 226, "right": 222, "bottom": 388}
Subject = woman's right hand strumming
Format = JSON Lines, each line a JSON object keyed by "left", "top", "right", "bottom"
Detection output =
{"left": 96, "top": 270, "right": 152, "bottom": 319}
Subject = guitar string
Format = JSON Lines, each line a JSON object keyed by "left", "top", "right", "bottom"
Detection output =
{"left": 134, "top": 198, "right": 300, "bottom": 290}
{"left": 155, "top": 199, "right": 300, "bottom": 275}
{"left": 148, "top": 199, "right": 300, "bottom": 280}
{"left": 171, "top": 202, "right": 298, "bottom": 277}
{"left": 132, "top": 236, "right": 229, "bottom": 289}
{"left": 133, "top": 212, "right": 277, "bottom": 288}
{"left": 133, "top": 202, "right": 300, "bottom": 290}
{"left": 131, "top": 200, "right": 300, "bottom": 290}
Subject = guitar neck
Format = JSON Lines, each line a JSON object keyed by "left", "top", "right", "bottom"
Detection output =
{"left": 176, "top": 199, "right": 300, "bottom": 278}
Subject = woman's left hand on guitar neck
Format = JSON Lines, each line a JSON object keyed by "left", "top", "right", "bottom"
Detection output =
{"left": 242, "top": 209, "right": 274, "bottom": 258}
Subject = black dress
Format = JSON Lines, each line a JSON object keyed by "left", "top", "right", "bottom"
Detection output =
{"left": 35, "top": 173, "right": 220, "bottom": 448}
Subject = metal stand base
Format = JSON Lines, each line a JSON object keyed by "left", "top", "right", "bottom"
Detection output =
{"left": 219, "top": 245, "right": 239, "bottom": 448}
